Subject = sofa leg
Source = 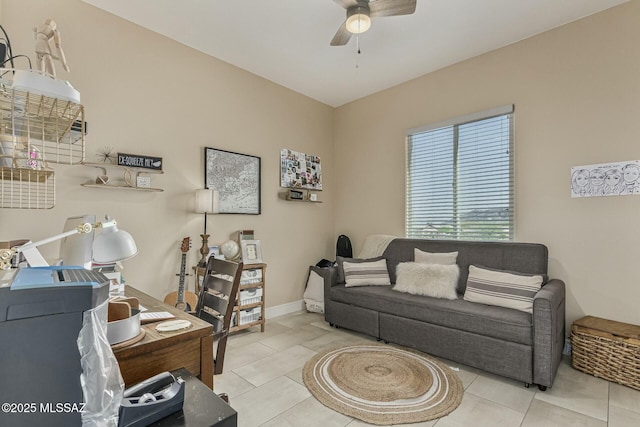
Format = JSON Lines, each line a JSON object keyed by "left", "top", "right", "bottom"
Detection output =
{"left": 538, "top": 385, "right": 547, "bottom": 391}
{"left": 329, "top": 323, "right": 334, "bottom": 327}
{"left": 376, "top": 337, "right": 382, "bottom": 342}
{"left": 524, "top": 383, "right": 530, "bottom": 388}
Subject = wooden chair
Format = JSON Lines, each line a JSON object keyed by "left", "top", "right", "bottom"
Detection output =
{"left": 195, "top": 258, "right": 243, "bottom": 375}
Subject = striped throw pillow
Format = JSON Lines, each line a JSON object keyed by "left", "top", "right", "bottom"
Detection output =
{"left": 343, "top": 259, "right": 391, "bottom": 287}
{"left": 463, "top": 265, "right": 544, "bottom": 313}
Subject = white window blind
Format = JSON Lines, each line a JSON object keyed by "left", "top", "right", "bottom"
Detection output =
{"left": 406, "top": 106, "right": 514, "bottom": 241}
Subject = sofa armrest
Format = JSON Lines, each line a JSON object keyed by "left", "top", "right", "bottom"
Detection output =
{"left": 532, "top": 279, "right": 566, "bottom": 388}
{"left": 314, "top": 265, "right": 337, "bottom": 301}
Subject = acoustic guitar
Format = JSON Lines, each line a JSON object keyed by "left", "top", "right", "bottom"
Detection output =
{"left": 164, "top": 237, "right": 198, "bottom": 312}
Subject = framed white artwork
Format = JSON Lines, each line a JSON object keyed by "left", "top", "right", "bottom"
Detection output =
{"left": 241, "top": 240, "right": 262, "bottom": 265}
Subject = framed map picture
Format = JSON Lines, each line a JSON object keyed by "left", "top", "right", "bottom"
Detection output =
{"left": 205, "top": 147, "right": 261, "bottom": 214}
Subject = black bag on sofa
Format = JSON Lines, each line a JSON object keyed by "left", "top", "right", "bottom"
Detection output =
{"left": 336, "top": 235, "right": 353, "bottom": 258}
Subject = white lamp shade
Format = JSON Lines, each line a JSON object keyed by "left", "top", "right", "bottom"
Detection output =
{"left": 92, "top": 225, "right": 138, "bottom": 264}
{"left": 346, "top": 11, "right": 371, "bottom": 34}
{"left": 195, "top": 189, "right": 219, "bottom": 214}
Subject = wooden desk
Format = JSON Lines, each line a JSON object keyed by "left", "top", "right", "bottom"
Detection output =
{"left": 112, "top": 287, "right": 214, "bottom": 389}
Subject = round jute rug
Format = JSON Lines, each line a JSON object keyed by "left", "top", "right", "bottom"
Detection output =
{"left": 302, "top": 344, "right": 463, "bottom": 425}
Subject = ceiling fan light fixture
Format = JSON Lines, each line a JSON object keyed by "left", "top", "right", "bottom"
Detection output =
{"left": 346, "top": 7, "right": 371, "bottom": 34}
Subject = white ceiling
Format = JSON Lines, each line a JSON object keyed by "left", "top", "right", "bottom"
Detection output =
{"left": 82, "top": 0, "right": 628, "bottom": 107}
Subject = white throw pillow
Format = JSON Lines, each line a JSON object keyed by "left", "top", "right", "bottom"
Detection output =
{"left": 343, "top": 259, "right": 391, "bottom": 287}
{"left": 393, "top": 262, "right": 459, "bottom": 300}
{"left": 463, "top": 265, "right": 544, "bottom": 313}
{"left": 414, "top": 249, "right": 458, "bottom": 265}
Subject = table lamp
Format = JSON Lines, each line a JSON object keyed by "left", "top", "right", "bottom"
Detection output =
{"left": 195, "top": 189, "right": 219, "bottom": 267}
{"left": 0, "top": 215, "right": 137, "bottom": 270}
{"left": 92, "top": 218, "right": 138, "bottom": 264}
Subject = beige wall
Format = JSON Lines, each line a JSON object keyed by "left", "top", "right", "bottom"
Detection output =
{"left": 334, "top": 1, "right": 640, "bottom": 327}
{"left": 2, "top": 0, "right": 639, "bottom": 329}
{"left": 0, "top": 0, "right": 335, "bottom": 307}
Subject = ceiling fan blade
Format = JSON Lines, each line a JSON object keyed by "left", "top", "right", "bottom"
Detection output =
{"left": 369, "top": 0, "right": 416, "bottom": 17}
{"left": 333, "top": 0, "right": 361, "bottom": 9}
{"left": 330, "top": 21, "right": 353, "bottom": 46}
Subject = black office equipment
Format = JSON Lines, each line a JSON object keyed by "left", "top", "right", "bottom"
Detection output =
{"left": 151, "top": 368, "right": 237, "bottom": 427}
{"left": 0, "top": 266, "right": 110, "bottom": 427}
{"left": 118, "top": 372, "right": 185, "bottom": 427}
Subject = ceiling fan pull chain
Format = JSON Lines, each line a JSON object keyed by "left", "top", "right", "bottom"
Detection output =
{"left": 356, "top": 35, "right": 361, "bottom": 68}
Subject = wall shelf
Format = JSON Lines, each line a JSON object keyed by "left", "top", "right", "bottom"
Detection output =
{"left": 0, "top": 166, "right": 54, "bottom": 183}
{"left": 0, "top": 82, "right": 85, "bottom": 209}
{"left": 80, "top": 183, "right": 163, "bottom": 192}
{"left": 281, "top": 189, "right": 322, "bottom": 203}
{"left": 81, "top": 162, "right": 163, "bottom": 192}
{"left": 0, "top": 166, "right": 55, "bottom": 209}
{"left": 285, "top": 196, "right": 322, "bottom": 203}
{"left": 0, "top": 84, "right": 86, "bottom": 166}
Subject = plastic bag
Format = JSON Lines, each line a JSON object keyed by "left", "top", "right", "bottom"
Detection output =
{"left": 77, "top": 298, "right": 125, "bottom": 427}
{"left": 303, "top": 267, "right": 325, "bottom": 313}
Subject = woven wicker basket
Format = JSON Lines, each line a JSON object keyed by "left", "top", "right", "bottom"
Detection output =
{"left": 571, "top": 316, "right": 640, "bottom": 391}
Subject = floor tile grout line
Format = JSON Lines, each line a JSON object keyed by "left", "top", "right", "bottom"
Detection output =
{"left": 223, "top": 312, "right": 640, "bottom": 426}
{"left": 518, "top": 390, "right": 537, "bottom": 427}
{"left": 607, "top": 382, "right": 610, "bottom": 425}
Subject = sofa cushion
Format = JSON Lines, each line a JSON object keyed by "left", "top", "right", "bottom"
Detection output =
{"left": 414, "top": 249, "right": 458, "bottom": 265}
{"left": 343, "top": 258, "right": 391, "bottom": 287}
{"left": 394, "top": 262, "right": 459, "bottom": 300}
{"left": 330, "top": 284, "right": 533, "bottom": 345}
{"left": 383, "top": 239, "right": 548, "bottom": 294}
{"left": 463, "top": 265, "right": 544, "bottom": 314}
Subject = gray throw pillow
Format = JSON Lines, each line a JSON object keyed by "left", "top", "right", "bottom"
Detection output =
{"left": 336, "top": 256, "right": 385, "bottom": 284}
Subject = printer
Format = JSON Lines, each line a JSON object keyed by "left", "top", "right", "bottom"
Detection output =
{"left": 0, "top": 266, "right": 110, "bottom": 427}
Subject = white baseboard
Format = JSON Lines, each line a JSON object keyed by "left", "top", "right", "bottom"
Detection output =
{"left": 266, "top": 299, "right": 305, "bottom": 319}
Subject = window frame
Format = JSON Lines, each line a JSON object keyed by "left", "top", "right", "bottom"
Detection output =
{"left": 405, "top": 105, "right": 515, "bottom": 241}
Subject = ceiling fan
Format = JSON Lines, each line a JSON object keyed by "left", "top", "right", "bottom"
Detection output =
{"left": 330, "top": 0, "right": 417, "bottom": 46}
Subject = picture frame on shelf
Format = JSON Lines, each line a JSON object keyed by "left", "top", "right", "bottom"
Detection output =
{"left": 207, "top": 245, "right": 220, "bottom": 261}
{"left": 287, "top": 189, "right": 304, "bottom": 200}
{"left": 241, "top": 240, "right": 262, "bottom": 265}
{"left": 205, "top": 147, "right": 261, "bottom": 214}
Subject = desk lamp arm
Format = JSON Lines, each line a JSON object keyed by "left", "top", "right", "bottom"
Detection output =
{"left": 0, "top": 219, "right": 117, "bottom": 270}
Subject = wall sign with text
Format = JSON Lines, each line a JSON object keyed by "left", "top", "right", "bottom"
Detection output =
{"left": 117, "top": 153, "right": 163, "bottom": 171}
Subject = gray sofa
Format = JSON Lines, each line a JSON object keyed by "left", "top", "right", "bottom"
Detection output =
{"left": 322, "top": 238, "right": 566, "bottom": 390}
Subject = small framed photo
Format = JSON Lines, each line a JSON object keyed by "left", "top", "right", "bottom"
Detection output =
{"left": 241, "top": 240, "right": 262, "bottom": 265}
{"left": 136, "top": 175, "right": 151, "bottom": 188}
{"left": 207, "top": 245, "right": 220, "bottom": 260}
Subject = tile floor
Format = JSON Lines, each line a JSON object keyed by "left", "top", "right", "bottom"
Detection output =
{"left": 214, "top": 311, "right": 640, "bottom": 427}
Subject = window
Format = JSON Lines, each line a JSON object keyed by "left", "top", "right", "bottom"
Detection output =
{"left": 406, "top": 106, "right": 514, "bottom": 241}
